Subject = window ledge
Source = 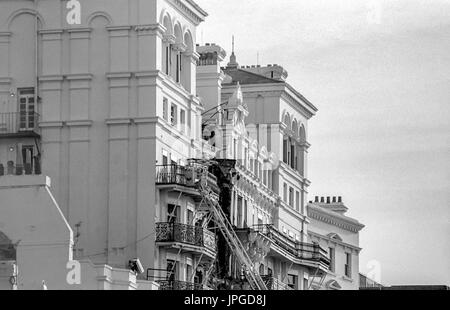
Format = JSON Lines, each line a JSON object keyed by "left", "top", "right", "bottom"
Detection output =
{"left": 342, "top": 276, "right": 354, "bottom": 283}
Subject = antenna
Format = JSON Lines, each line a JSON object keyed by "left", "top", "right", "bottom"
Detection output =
{"left": 232, "top": 35, "right": 235, "bottom": 54}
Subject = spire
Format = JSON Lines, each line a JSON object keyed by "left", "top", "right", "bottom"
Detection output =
{"left": 227, "top": 35, "right": 239, "bottom": 68}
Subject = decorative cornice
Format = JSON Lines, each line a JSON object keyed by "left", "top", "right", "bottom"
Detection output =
{"left": 169, "top": 0, "right": 208, "bottom": 25}
{"left": 307, "top": 204, "right": 365, "bottom": 233}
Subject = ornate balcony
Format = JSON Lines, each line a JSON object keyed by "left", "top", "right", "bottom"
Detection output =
{"left": 252, "top": 225, "right": 330, "bottom": 267}
{"left": 157, "top": 280, "right": 207, "bottom": 291}
{"left": 0, "top": 112, "right": 40, "bottom": 138}
{"left": 155, "top": 164, "right": 219, "bottom": 194}
{"left": 156, "top": 222, "right": 217, "bottom": 256}
{"left": 261, "top": 275, "right": 294, "bottom": 291}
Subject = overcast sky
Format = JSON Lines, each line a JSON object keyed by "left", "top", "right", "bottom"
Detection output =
{"left": 196, "top": 0, "right": 450, "bottom": 286}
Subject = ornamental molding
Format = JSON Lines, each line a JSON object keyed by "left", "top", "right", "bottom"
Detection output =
{"left": 169, "top": 0, "right": 207, "bottom": 26}
{"left": 307, "top": 205, "right": 365, "bottom": 233}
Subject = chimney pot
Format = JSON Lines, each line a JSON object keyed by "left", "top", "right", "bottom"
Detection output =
{"left": 315, "top": 196, "right": 319, "bottom": 203}
{"left": 320, "top": 197, "right": 325, "bottom": 203}
{"left": 338, "top": 196, "right": 343, "bottom": 203}
{"left": 332, "top": 197, "right": 337, "bottom": 203}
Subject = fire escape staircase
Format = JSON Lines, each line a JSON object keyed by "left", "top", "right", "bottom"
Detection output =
{"left": 193, "top": 166, "right": 267, "bottom": 290}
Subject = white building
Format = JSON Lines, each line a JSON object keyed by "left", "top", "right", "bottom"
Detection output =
{"left": 307, "top": 196, "right": 365, "bottom": 290}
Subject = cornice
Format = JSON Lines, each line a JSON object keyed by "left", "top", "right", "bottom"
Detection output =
{"left": 307, "top": 204, "right": 365, "bottom": 233}
{"left": 168, "top": 0, "right": 208, "bottom": 26}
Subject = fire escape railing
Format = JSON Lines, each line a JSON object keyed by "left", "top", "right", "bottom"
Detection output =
{"left": 155, "top": 164, "right": 219, "bottom": 193}
{"left": 252, "top": 224, "right": 330, "bottom": 266}
{"left": 261, "top": 275, "right": 294, "bottom": 291}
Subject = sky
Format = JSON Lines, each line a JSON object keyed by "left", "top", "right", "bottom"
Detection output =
{"left": 196, "top": 0, "right": 450, "bottom": 286}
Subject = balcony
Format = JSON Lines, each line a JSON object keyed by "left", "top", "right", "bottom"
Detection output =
{"left": 155, "top": 164, "right": 219, "bottom": 194}
{"left": 0, "top": 112, "right": 40, "bottom": 138}
{"left": 156, "top": 222, "right": 217, "bottom": 255}
{"left": 261, "top": 275, "right": 294, "bottom": 291}
{"left": 0, "top": 160, "right": 41, "bottom": 177}
{"left": 252, "top": 225, "right": 330, "bottom": 267}
{"left": 157, "top": 280, "right": 208, "bottom": 291}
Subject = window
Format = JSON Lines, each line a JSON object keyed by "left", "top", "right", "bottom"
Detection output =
{"left": 167, "top": 204, "right": 180, "bottom": 223}
{"left": 303, "top": 278, "right": 309, "bottom": 290}
{"left": 163, "top": 98, "right": 168, "bottom": 121}
{"left": 170, "top": 104, "right": 177, "bottom": 126}
{"left": 187, "top": 209, "right": 194, "bottom": 225}
{"left": 287, "top": 274, "right": 297, "bottom": 289}
{"left": 237, "top": 196, "right": 243, "bottom": 228}
{"left": 283, "top": 138, "right": 288, "bottom": 164}
{"left": 329, "top": 248, "right": 335, "bottom": 273}
{"left": 18, "top": 88, "right": 36, "bottom": 130}
{"left": 180, "top": 109, "right": 186, "bottom": 133}
{"left": 290, "top": 142, "right": 295, "bottom": 169}
{"left": 186, "top": 264, "right": 192, "bottom": 283}
{"left": 345, "top": 253, "right": 352, "bottom": 278}
{"left": 243, "top": 200, "right": 248, "bottom": 228}
{"left": 162, "top": 150, "right": 169, "bottom": 165}
{"left": 166, "top": 259, "right": 177, "bottom": 282}
{"left": 295, "top": 191, "right": 300, "bottom": 211}
{"left": 283, "top": 183, "right": 287, "bottom": 202}
{"left": 289, "top": 187, "right": 294, "bottom": 208}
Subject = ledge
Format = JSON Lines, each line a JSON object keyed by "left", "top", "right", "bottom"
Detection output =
{"left": 0, "top": 175, "right": 51, "bottom": 189}
{"left": 66, "top": 120, "right": 93, "bottom": 127}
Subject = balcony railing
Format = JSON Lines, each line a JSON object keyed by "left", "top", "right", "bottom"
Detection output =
{"left": 155, "top": 164, "right": 219, "bottom": 193}
{"left": 156, "top": 222, "right": 217, "bottom": 253}
{"left": 252, "top": 225, "right": 330, "bottom": 266}
{"left": 157, "top": 280, "right": 206, "bottom": 291}
{"left": 261, "top": 275, "right": 294, "bottom": 291}
{"left": 0, "top": 112, "right": 40, "bottom": 137}
{"left": 0, "top": 160, "right": 41, "bottom": 177}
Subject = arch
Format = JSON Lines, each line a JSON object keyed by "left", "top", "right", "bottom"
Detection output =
{"left": 282, "top": 112, "right": 291, "bottom": 130}
{"left": 6, "top": 8, "right": 45, "bottom": 29}
{"left": 87, "top": 11, "right": 113, "bottom": 26}
{"left": 173, "top": 21, "right": 183, "bottom": 44}
{"left": 160, "top": 11, "right": 174, "bottom": 35}
{"left": 183, "top": 30, "right": 194, "bottom": 53}
{"left": 299, "top": 124, "right": 306, "bottom": 143}
{"left": 292, "top": 119, "right": 299, "bottom": 139}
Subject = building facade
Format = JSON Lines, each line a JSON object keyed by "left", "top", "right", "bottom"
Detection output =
{"left": 0, "top": 0, "right": 211, "bottom": 289}
{"left": 307, "top": 196, "right": 365, "bottom": 290}
{"left": 0, "top": 0, "right": 364, "bottom": 291}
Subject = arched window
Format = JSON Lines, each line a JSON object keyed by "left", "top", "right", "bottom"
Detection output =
{"left": 181, "top": 31, "right": 194, "bottom": 92}
{"left": 161, "top": 14, "right": 174, "bottom": 75}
